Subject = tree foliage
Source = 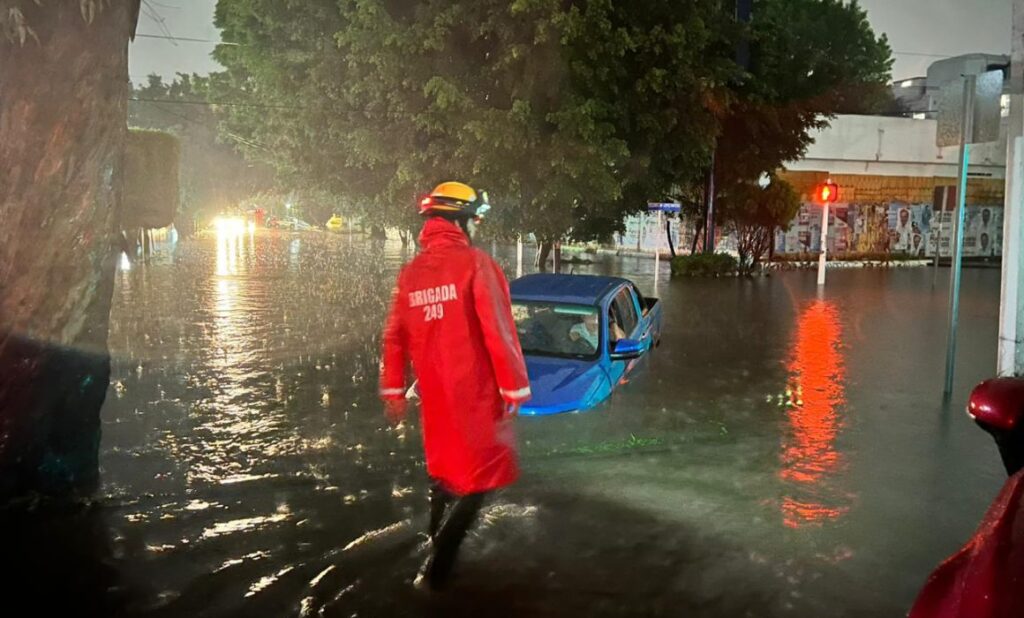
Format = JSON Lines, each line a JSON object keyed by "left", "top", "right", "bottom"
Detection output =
{"left": 717, "top": 177, "right": 800, "bottom": 269}
{"left": 211, "top": 0, "right": 891, "bottom": 242}
{"left": 712, "top": 0, "right": 891, "bottom": 222}
{"left": 212, "top": 0, "right": 735, "bottom": 241}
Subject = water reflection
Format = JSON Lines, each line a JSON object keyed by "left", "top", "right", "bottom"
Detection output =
{"left": 215, "top": 224, "right": 252, "bottom": 276}
{"left": 780, "top": 299, "right": 848, "bottom": 528}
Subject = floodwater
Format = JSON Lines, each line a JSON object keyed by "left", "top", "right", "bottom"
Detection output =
{"left": 11, "top": 230, "right": 1008, "bottom": 616}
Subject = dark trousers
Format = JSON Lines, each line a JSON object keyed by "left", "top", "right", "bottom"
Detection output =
{"left": 425, "top": 480, "right": 486, "bottom": 588}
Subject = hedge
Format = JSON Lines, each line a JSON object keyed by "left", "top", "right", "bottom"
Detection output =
{"left": 670, "top": 253, "right": 739, "bottom": 277}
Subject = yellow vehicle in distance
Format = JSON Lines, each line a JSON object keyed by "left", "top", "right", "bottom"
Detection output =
{"left": 325, "top": 214, "right": 345, "bottom": 232}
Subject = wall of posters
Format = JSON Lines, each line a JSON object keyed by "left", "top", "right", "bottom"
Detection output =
{"left": 774, "top": 203, "right": 1002, "bottom": 257}
{"left": 612, "top": 203, "right": 1003, "bottom": 258}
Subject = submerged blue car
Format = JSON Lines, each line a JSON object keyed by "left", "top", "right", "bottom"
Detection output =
{"left": 510, "top": 274, "right": 663, "bottom": 416}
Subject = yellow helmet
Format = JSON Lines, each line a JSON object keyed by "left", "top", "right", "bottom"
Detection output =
{"left": 419, "top": 181, "right": 491, "bottom": 218}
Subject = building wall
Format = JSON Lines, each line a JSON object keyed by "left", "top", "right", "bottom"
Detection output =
{"left": 786, "top": 114, "right": 1006, "bottom": 180}
{"left": 773, "top": 113, "right": 1008, "bottom": 258}
{"left": 780, "top": 170, "right": 1005, "bottom": 206}
{"left": 776, "top": 170, "right": 1004, "bottom": 257}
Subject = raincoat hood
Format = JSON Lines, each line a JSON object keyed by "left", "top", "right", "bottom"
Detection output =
{"left": 419, "top": 217, "right": 469, "bottom": 249}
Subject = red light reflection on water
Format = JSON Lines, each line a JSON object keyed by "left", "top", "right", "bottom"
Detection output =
{"left": 781, "top": 300, "right": 847, "bottom": 528}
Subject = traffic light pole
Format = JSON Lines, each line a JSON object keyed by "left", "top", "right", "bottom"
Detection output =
{"left": 817, "top": 201, "right": 829, "bottom": 286}
{"left": 944, "top": 75, "right": 977, "bottom": 399}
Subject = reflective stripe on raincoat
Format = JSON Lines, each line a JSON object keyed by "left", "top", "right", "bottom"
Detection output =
{"left": 380, "top": 217, "right": 530, "bottom": 495}
{"left": 909, "top": 469, "right": 1024, "bottom": 618}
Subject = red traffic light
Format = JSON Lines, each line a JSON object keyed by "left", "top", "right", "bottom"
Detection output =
{"left": 817, "top": 182, "right": 839, "bottom": 204}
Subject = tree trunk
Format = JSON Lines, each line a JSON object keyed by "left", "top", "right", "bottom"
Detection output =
{"left": 553, "top": 241, "right": 563, "bottom": 272}
{"left": 0, "top": 0, "right": 141, "bottom": 502}
{"left": 536, "top": 241, "right": 553, "bottom": 270}
{"left": 691, "top": 215, "right": 704, "bottom": 255}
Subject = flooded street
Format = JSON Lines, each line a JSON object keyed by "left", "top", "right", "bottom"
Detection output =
{"left": 19, "top": 230, "right": 1006, "bottom": 617}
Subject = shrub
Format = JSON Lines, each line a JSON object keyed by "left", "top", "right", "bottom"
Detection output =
{"left": 670, "top": 253, "right": 739, "bottom": 277}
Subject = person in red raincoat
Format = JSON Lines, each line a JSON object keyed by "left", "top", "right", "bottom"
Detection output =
{"left": 379, "top": 181, "right": 531, "bottom": 590}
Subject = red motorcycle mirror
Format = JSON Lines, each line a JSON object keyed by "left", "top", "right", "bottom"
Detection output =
{"left": 909, "top": 378, "right": 1024, "bottom": 618}
{"left": 968, "top": 378, "right": 1024, "bottom": 476}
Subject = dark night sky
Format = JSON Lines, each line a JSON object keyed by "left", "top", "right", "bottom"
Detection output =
{"left": 128, "top": 0, "right": 1013, "bottom": 84}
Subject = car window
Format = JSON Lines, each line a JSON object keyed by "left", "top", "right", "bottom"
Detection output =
{"left": 512, "top": 302, "right": 601, "bottom": 360}
{"left": 631, "top": 284, "right": 648, "bottom": 315}
{"left": 612, "top": 288, "right": 639, "bottom": 336}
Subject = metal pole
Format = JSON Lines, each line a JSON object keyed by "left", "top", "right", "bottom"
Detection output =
{"left": 704, "top": 154, "right": 716, "bottom": 253}
{"left": 944, "top": 75, "right": 977, "bottom": 398}
{"left": 655, "top": 211, "right": 663, "bottom": 291}
{"left": 932, "top": 187, "right": 947, "bottom": 287}
{"left": 998, "top": 0, "right": 1024, "bottom": 376}
{"left": 516, "top": 235, "right": 524, "bottom": 279}
{"left": 817, "top": 201, "right": 829, "bottom": 286}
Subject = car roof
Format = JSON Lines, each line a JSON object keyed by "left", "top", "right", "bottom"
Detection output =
{"left": 510, "top": 273, "right": 629, "bottom": 305}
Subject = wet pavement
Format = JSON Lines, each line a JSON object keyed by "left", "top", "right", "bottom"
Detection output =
{"left": 7, "top": 230, "right": 1008, "bottom": 616}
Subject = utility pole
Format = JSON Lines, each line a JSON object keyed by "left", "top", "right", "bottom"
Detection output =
{"left": 703, "top": 157, "right": 716, "bottom": 253}
{"left": 943, "top": 75, "right": 977, "bottom": 399}
{"left": 705, "top": 0, "right": 753, "bottom": 254}
{"left": 998, "top": 0, "right": 1024, "bottom": 377}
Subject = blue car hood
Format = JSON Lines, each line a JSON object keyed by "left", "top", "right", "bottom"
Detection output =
{"left": 521, "top": 356, "right": 610, "bottom": 416}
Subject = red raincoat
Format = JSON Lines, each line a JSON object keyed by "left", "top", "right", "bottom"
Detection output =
{"left": 380, "top": 218, "right": 531, "bottom": 496}
{"left": 909, "top": 470, "right": 1024, "bottom": 618}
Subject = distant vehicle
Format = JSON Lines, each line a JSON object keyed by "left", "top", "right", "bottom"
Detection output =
{"left": 267, "top": 216, "right": 317, "bottom": 232}
{"left": 509, "top": 274, "right": 663, "bottom": 416}
{"left": 326, "top": 215, "right": 345, "bottom": 232}
{"left": 290, "top": 217, "right": 316, "bottom": 232}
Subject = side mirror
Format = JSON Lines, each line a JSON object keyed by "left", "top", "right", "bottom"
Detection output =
{"left": 968, "top": 378, "right": 1024, "bottom": 476}
{"left": 610, "top": 338, "right": 644, "bottom": 360}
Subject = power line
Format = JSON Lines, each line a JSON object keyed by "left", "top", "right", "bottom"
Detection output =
{"left": 140, "top": 0, "right": 177, "bottom": 44}
{"left": 134, "top": 99, "right": 273, "bottom": 152}
{"left": 134, "top": 33, "right": 239, "bottom": 45}
{"left": 892, "top": 50, "right": 955, "bottom": 59}
{"left": 130, "top": 96, "right": 309, "bottom": 112}
{"left": 128, "top": 95, "right": 464, "bottom": 123}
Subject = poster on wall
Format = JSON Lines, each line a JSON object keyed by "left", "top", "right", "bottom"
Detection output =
{"left": 830, "top": 206, "right": 852, "bottom": 253}
{"left": 925, "top": 206, "right": 1002, "bottom": 257}
{"left": 615, "top": 213, "right": 681, "bottom": 253}
{"left": 964, "top": 206, "right": 1002, "bottom": 257}
{"left": 888, "top": 204, "right": 931, "bottom": 257}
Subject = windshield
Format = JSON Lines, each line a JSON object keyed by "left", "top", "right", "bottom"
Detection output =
{"left": 513, "top": 302, "right": 601, "bottom": 361}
